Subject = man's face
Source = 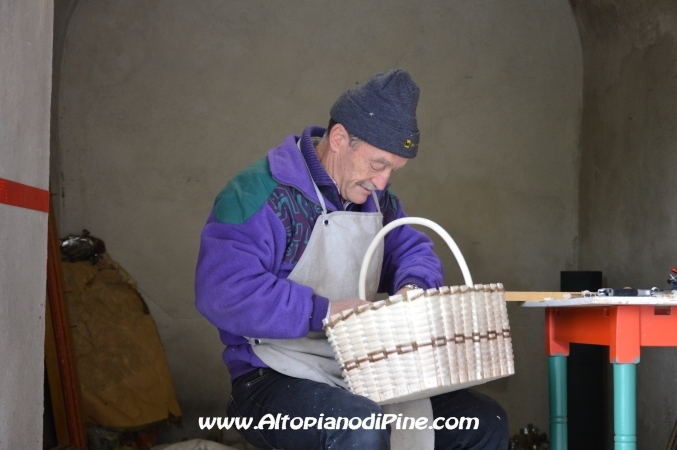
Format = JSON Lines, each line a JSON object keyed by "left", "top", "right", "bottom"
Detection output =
{"left": 334, "top": 134, "right": 408, "bottom": 205}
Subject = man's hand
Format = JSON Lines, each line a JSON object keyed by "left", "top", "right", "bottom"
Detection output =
{"left": 395, "top": 287, "right": 412, "bottom": 297}
{"left": 329, "top": 298, "right": 370, "bottom": 317}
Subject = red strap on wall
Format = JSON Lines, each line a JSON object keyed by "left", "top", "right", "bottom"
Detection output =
{"left": 0, "top": 177, "right": 50, "bottom": 213}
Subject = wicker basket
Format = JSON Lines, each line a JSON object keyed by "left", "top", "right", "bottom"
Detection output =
{"left": 323, "top": 218, "right": 514, "bottom": 405}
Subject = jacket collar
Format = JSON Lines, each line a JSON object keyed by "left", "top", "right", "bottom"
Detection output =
{"left": 267, "top": 125, "right": 386, "bottom": 212}
{"left": 267, "top": 126, "right": 342, "bottom": 211}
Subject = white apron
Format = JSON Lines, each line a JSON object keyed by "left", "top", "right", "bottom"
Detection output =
{"left": 248, "top": 142, "right": 434, "bottom": 450}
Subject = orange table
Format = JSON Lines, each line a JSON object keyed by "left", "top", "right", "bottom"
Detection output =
{"left": 523, "top": 298, "right": 677, "bottom": 450}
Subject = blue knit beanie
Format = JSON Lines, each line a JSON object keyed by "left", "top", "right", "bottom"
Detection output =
{"left": 330, "top": 68, "right": 420, "bottom": 159}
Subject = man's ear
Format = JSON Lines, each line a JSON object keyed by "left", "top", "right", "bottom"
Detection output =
{"left": 328, "top": 123, "right": 349, "bottom": 154}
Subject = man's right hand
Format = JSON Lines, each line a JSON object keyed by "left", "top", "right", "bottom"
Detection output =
{"left": 329, "top": 298, "right": 370, "bottom": 317}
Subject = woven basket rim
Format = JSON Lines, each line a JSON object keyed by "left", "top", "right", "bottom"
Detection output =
{"left": 323, "top": 282, "right": 505, "bottom": 329}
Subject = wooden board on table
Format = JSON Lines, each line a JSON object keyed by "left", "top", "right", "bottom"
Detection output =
{"left": 505, "top": 291, "right": 581, "bottom": 302}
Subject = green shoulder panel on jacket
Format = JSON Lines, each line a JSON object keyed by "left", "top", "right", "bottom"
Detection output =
{"left": 379, "top": 188, "right": 400, "bottom": 214}
{"left": 213, "top": 157, "right": 278, "bottom": 224}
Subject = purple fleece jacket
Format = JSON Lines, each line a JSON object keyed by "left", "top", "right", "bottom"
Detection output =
{"left": 195, "top": 126, "right": 443, "bottom": 381}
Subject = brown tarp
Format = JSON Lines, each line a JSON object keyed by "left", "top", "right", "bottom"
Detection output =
{"left": 62, "top": 253, "right": 182, "bottom": 429}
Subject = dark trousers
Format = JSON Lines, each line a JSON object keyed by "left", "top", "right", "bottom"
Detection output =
{"left": 227, "top": 369, "right": 508, "bottom": 450}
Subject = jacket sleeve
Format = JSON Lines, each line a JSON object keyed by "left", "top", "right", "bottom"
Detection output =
{"left": 378, "top": 191, "right": 444, "bottom": 294}
{"left": 195, "top": 205, "right": 329, "bottom": 339}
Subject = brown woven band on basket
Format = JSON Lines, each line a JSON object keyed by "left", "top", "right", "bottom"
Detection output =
{"left": 340, "top": 328, "right": 511, "bottom": 372}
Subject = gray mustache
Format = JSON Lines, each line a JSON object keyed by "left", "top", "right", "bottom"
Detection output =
{"left": 360, "top": 182, "right": 378, "bottom": 191}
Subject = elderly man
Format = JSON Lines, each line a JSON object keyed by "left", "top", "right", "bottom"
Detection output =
{"left": 196, "top": 69, "right": 507, "bottom": 449}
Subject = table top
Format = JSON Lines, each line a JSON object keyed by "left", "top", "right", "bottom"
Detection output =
{"left": 519, "top": 293, "right": 677, "bottom": 307}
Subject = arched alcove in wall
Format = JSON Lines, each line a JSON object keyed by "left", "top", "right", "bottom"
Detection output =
{"left": 51, "top": 0, "right": 583, "bottom": 444}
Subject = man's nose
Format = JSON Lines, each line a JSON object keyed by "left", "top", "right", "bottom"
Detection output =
{"left": 372, "top": 170, "right": 391, "bottom": 191}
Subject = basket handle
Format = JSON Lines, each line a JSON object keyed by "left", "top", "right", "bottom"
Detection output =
{"left": 358, "top": 217, "right": 473, "bottom": 300}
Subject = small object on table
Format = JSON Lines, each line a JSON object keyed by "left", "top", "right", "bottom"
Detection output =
{"left": 667, "top": 267, "right": 677, "bottom": 290}
{"left": 598, "top": 288, "right": 653, "bottom": 297}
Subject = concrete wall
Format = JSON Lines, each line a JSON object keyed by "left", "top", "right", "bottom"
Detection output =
{"left": 572, "top": 0, "right": 677, "bottom": 448}
{"left": 0, "top": 1, "right": 53, "bottom": 448}
{"left": 52, "top": 1, "right": 582, "bottom": 442}
{"left": 49, "top": 0, "right": 79, "bottom": 226}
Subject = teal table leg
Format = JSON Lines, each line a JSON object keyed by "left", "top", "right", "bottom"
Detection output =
{"left": 549, "top": 355, "right": 567, "bottom": 450}
{"left": 614, "top": 363, "right": 637, "bottom": 450}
